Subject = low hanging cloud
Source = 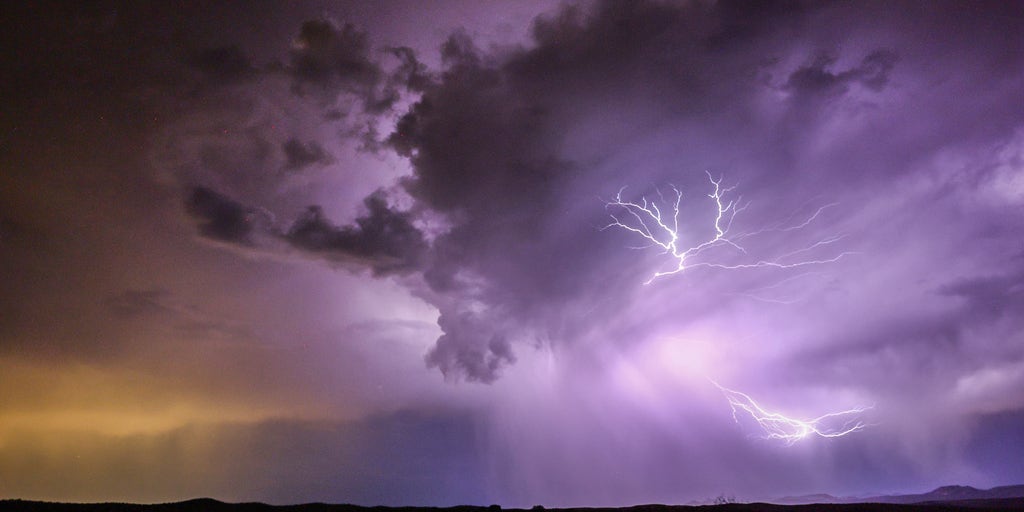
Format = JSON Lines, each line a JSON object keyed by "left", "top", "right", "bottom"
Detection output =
{"left": 185, "top": 186, "right": 263, "bottom": 246}
{"left": 289, "top": 19, "right": 383, "bottom": 99}
{"left": 784, "top": 50, "right": 899, "bottom": 97}
{"left": 385, "top": 46, "right": 433, "bottom": 93}
{"left": 425, "top": 310, "right": 516, "bottom": 384}
{"left": 284, "top": 191, "right": 427, "bottom": 275}
{"left": 184, "top": 186, "right": 426, "bottom": 277}
{"left": 286, "top": 18, "right": 428, "bottom": 114}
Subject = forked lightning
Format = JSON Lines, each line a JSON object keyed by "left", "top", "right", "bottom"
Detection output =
{"left": 603, "top": 171, "right": 855, "bottom": 284}
{"left": 713, "top": 381, "right": 872, "bottom": 445}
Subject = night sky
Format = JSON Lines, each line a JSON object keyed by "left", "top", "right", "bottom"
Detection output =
{"left": 2, "top": 0, "right": 1024, "bottom": 507}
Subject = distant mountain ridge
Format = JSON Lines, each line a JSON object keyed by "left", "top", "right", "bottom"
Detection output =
{"left": 864, "top": 484, "right": 1024, "bottom": 504}
{"left": 773, "top": 484, "right": 1024, "bottom": 505}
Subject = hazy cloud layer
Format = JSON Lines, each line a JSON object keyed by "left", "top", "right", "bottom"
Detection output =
{"left": 183, "top": 185, "right": 426, "bottom": 275}
{"left": 0, "top": 411, "right": 485, "bottom": 506}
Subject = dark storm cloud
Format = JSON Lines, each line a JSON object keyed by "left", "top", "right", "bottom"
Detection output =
{"left": 386, "top": 46, "right": 434, "bottom": 93}
{"left": 784, "top": 50, "right": 899, "bottom": 97}
{"left": 182, "top": 186, "right": 426, "bottom": 276}
{"left": 375, "top": 0, "right": 1024, "bottom": 388}
{"left": 380, "top": 0, "right": 845, "bottom": 381}
{"left": 95, "top": 0, "right": 1024, "bottom": 395}
{"left": 938, "top": 271, "right": 1024, "bottom": 316}
{"left": 704, "top": 0, "right": 806, "bottom": 46}
{"left": 284, "top": 191, "right": 427, "bottom": 275}
{"left": 290, "top": 19, "right": 381, "bottom": 91}
{"left": 282, "top": 137, "right": 332, "bottom": 170}
{"left": 185, "top": 186, "right": 259, "bottom": 245}
{"left": 425, "top": 311, "right": 515, "bottom": 384}
{"left": 288, "top": 18, "right": 404, "bottom": 113}
{"left": 284, "top": 18, "right": 438, "bottom": 115}
{"left": 385, "top": 30, "right": 587, "bottom": 380}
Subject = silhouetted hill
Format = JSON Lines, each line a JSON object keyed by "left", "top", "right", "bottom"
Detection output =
{"left": 768, "top": 484, "right": 1024, "bottom": 506}
{"left": 4, "top": 498, "right": 1024, "bottom": 512}
{"left": 860, "top": 484, "right": 1024, "bottom": 505}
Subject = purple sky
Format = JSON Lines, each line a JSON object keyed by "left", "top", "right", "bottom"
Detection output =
{"left": 2, "top": 0, "right": 1024, "bottom": 506}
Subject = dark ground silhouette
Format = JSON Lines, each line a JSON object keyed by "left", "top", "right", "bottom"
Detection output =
{"left": 3, "top": 499, "right": 1024, "bottom": 512}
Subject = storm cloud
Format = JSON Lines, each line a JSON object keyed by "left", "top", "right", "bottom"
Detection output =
{"left": 186, "top": 186, "right": 262, "bottom": 245}
{"left": 183, "top": 186, "right": 426, "bottom": 276}
{"left": 4, "top": 0, "right": 1024, "bottom": 506}
{"left": 284, "top": 191, "right": 427, "bottom": 275}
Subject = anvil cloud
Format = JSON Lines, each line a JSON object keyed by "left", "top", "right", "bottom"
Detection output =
{"left": 1, "top": 0, "right": 1023, "bottom": 507}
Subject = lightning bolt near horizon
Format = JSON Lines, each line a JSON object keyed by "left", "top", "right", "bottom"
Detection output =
{"left": 712, "top": 381, "right": 873, "bottom": 445}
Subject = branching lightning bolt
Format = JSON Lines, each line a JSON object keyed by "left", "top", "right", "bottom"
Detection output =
{"left": 602, "top": 171, "right": 856, "bottom": 284}
{"left": 712, "top": 381, "right": 872, "bottom": 445}
{"left": 601, "top": 172, "right": 872, "bottom": 443}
